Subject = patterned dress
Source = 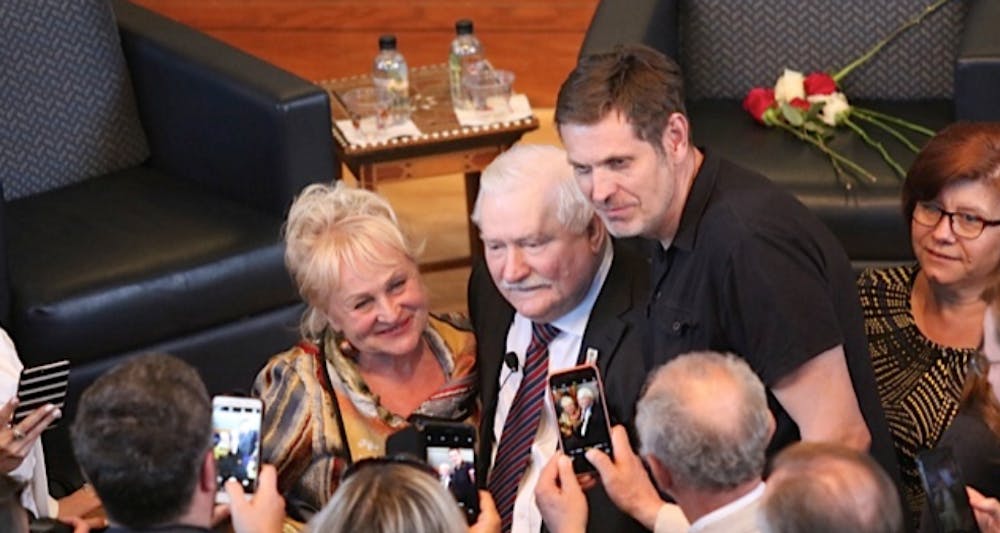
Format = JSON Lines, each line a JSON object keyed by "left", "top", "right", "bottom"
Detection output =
{"left": 252, "top": 314, "right": 478, "bottom": 524}
{"left": 858, "top": 265, "right": 977, "bottom": 521}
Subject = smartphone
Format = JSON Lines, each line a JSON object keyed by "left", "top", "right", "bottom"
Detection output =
{"left": 14, "top": 359, "right": 69, "bottom": 428}
{"left": 916, "top": 446, "right": 981, "bottom": 533}
{"left": 423, "top": 421, "right": 480, "bottom": 525}
{"left": 548, "top": 364, "right": 613, "bottom": 473}
{"left": 212, "top": 395, "right": 263, "bottom": 504}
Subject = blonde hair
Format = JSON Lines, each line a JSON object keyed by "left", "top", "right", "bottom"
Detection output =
{"left": 283, "top": 182, "right": 424, "bottom": 338}
{"left": 309, "top": 462, "right": 467, "bottom": 533}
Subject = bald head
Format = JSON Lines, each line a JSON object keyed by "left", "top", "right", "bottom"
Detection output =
{"left": 760, "top": 442, "right": 903, "bottom": 533}
{"left": 635, "top": 351, "right": 773, "bottom": 492}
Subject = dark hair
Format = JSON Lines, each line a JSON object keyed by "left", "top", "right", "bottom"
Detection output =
{"left": 555, "top": 43, "right": 687, "bottom": 152}
{"left": 902, "top": 122, "right": 1000, "bottom": 225}
{"left": 0, "top": 474, "right": 27, "bottom": 533}
{"left": 71, "top": 353, "right": 212, "bottom": 529}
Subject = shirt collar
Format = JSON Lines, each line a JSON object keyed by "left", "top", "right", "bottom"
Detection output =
{"left": 671, "top": 148, "right": 719, "bottom": 252}
{"left": 688, "top": 481, "right": 766, "bottom": 532}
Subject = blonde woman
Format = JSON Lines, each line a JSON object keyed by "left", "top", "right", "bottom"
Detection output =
{"left": 310, "top": 458, "right": 499, "bottom": 533}
{"left": 253, "top": 183, "right": 477, "bottom": 523}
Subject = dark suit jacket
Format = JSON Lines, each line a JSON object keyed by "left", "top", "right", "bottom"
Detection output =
{"left": 469, "top": 240, "right": 651, "bottom": 532}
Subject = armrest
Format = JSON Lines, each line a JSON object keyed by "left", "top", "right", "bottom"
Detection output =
{"left": 955, "top": 0, "right": 1000, "bottom": 121}
{"left": 112, "top": 0, "right": 337, "bottom": 216}
{"left": 579, "top": 0, "right": 680, "bottom": 60}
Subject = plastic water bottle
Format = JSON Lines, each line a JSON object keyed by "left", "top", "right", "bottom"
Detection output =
{"left": 373, "top": 34, "right": 410, "bottom": 124}
{"left": 449, "top": 19, "right": 484, "bottom": 109}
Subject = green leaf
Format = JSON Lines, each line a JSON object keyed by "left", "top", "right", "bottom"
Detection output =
{"left": 780, "top": 102, "right": 805, "bottom": 127}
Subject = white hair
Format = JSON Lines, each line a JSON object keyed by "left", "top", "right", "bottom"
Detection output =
{"left": 636, "top": 351, "right": 771, "bottom": 491}
{"left": 470, "top": 143, "right": 595, "bottom": 234}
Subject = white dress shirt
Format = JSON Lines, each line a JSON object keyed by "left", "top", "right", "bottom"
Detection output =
{"left": 491, "top": 243, "right": 613, "bottom": 533}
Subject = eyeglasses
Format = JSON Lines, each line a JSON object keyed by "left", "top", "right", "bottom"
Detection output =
{"left": 341, "top": 454, "right": 439, "bottom": 482}
{"left": 913, "top": 201, "right": 1000, "bottom": 239}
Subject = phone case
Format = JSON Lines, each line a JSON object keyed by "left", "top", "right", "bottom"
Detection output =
{"left": 14, "top": 359, "right": 69, "bottom": 428}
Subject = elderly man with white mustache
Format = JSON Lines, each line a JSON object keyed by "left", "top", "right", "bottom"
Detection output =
{"left": 467, "top": 143, "right": 651, "bottom": 533}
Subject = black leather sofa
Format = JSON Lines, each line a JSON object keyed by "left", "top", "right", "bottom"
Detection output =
{"left": 1, "top": 0, "right": 336, "bottom": 489}
{"left": 580, "top": 0, "right": 1000, "bottom": 271}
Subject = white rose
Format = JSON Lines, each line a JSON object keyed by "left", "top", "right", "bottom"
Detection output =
{"left": 774, "top": 69, "right": 806, "bottom": 102}
{"left": 808, "top": 92, "right": 851, "bottom": 126}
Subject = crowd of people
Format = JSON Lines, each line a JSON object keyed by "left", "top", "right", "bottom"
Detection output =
{"left": 2, "top": 43, "right": 1000, "bottom": 533}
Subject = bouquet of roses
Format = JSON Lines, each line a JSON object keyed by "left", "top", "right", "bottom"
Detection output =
{"left": 742, "top": 0, "right": 950, "bottom": 185}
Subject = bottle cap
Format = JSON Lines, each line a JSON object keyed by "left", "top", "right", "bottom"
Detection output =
{"left": 378, "top": 34, "right": 397, "bottom": 50}
{"left": 455, "top": 19, "right": 474, "bottom": 35}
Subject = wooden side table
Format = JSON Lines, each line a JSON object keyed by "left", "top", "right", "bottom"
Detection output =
{"left": 319, "top": 64, "right": 539, "bottom": 272}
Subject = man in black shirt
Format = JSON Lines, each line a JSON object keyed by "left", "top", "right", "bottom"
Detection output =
{"left": 554, "top": 43, "right": 899, "bottom": 522}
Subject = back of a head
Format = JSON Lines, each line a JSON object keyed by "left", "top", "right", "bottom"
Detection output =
{"left": 635, "top": 351, "right": 772, "bottom": 492}
{"left": 760, "top": 442, "right": 904, "bottom": 533}
{"left": 310, "top": 462, "right": 467, "bottom": 533}
{"left": 71, "top": 353, "right": 212, "bottom": 529}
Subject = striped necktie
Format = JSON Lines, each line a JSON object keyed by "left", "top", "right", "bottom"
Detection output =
{"left": 488, "top": 322, "right": 560, "bottom": 532}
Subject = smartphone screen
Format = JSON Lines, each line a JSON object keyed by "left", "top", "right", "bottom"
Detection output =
{"left": 212, "top": 396, "right": 263, "bottom": 504}
{"left": 916, "top": 446, "right": 980, "bottom": 533}
{"left": 548, "top": 365, "right": 613, "bottom": 473}
{"left": 424, "top": 422, "right": 480, "bottom": 525}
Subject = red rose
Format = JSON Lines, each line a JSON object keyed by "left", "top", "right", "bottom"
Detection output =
{"left": 789, "top": 97, "right": 810, "bottom": 111}
{"left": 743, "top": 87, "right": 776, "bottom": 124}
{"left": 804, "top": 72, "right": 837, "bottom": 95}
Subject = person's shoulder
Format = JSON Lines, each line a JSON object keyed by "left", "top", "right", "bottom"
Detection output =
{"left": 857, "top": 264, "right": 916, "bottom": 295}
{"left": 254, "top": 341, "right": 322, "bottom": 387}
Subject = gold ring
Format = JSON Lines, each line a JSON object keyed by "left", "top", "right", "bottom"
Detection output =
{"left": 11, "top": 428, "right": 25, "bottom": 441}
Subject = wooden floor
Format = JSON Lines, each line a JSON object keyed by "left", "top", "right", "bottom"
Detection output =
{"left": 358, "top": 108, "right": 562, "bottom": 314}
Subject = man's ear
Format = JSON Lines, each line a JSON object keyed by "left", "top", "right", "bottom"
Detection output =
{"left": 200, "top": 450, "right": 216, "bottom": 493}
{"left": 659, "top": 112, "right": 691, "bottom": 158}
{"left": 586, "top": 216, "right": 606, "bottom": 252}
{"left": 645, "top": 454, "right": 674, "bottom": 493}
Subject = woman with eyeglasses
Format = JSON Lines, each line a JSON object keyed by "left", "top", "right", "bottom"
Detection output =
{"left": 252, "top": 182, "right": 478, "bottom": 527}
{"left": 857, "top": 121, "right": 1000, "bottom": 525}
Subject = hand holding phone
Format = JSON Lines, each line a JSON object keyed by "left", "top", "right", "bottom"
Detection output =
{"left": 212, "top": 396, "right": 263, "bottom": 504}
{"left": 0, "top": 397, "right": 60, "bottom": 473}
{"left": 548, "top": 364, "right": 614, "bottom": 474}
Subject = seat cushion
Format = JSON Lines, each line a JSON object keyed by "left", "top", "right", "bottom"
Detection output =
{"left": 6, "top": 167, "right": 298, "bottom": 366}
{"left": 688, "top": 99, "right": 953, "bottom": 265}
{"left": 0, "top": 0, "right": 150, "bottom": 200}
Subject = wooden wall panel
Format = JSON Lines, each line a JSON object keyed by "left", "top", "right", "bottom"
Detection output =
{"left": 132, "top": 1, "right": 599, "bottom": 107}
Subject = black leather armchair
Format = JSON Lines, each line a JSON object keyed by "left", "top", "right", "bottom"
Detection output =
{"left": 580, "top": 0, "right": 1000, "bottom": 271}
{"left": 0, "top": 0, "right": 336, "bottom": 488}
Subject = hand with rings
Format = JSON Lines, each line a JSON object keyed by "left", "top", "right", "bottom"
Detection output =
{"left": 1, "top": 397, "right": 61, "bottom": 473}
